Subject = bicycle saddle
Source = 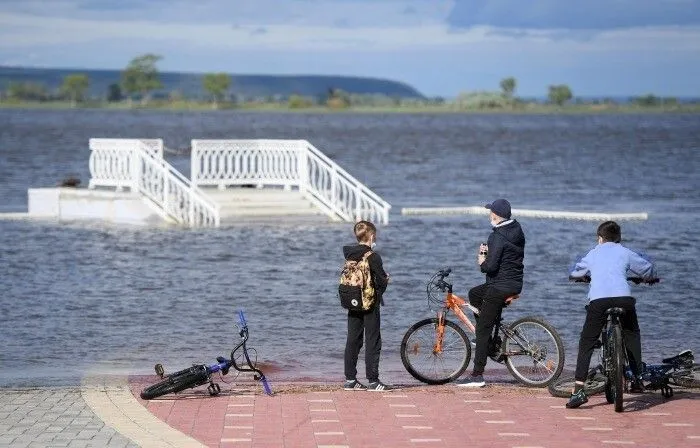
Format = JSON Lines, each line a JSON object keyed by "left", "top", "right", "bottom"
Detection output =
{"left": 605, "top": 307, "right": 626, "bottom": 316}
{"left": 662, "top": 349, "right": 694, "bottom": 366}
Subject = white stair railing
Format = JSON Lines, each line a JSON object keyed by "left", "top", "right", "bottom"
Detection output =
{"left": 88, "top": 139, "right": 220, "bottom": 227}
{"left": 191, "top": 139, "right": 391, "bottom": 224}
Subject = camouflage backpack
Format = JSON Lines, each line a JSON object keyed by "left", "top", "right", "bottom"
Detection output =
{"left": 338, "top": 251, "right": 375, "bottom": 311}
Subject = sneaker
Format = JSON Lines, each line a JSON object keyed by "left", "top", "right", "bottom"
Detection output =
{"left": 565, "top": 389, "right": 589, "bottom": 409}
{"left": 343, "top": 380, "right": 367, "bottom": 391}
{"left": 367, "top": 381, "right": 398, "bottom": 392}
{"left": 455, "top": 375, "right": 486, "bottom": 388}
{"left": 629, "top": 380, "right": 645, "bottom": 394}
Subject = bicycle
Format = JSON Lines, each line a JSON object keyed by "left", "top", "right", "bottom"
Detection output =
{"left": 140, "top": 310, "right": 273, "bottom": 399}
{"left": 549, "top": 350, "right": 699, "bottom": 400}
{"left": 548, "top": 276, "right": 659, "bottom": 412}
{"left": 400, "top": 268, "right": 565, "bottom": 387}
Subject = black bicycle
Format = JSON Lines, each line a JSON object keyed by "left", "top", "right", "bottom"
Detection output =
{"left": 140, "top": 310, "right": 272, "bottom": 399}
{"left": 549, "top": 277, "right": 665, "bottom": 412}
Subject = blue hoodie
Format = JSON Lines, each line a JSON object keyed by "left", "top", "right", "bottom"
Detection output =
{"left": 570, "top": 242, "right": 657, "bottom": 301}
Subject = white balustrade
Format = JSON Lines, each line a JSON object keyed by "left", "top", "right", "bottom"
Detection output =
{"left": 88, "top": 138, "right": 220, "bottom": 227}
{"left": 191, "top": 139, "right": 391, "bottom": 224}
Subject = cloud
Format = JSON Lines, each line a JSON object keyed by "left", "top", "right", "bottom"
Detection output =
{"left": 447, "top": 0, "right": 700, "bottom": 30}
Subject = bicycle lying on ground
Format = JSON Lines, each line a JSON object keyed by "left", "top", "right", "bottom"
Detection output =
{"left": 548, "top": 277, "right": 699, "bottom": 410}
{"left": 400, "top": 268, "right": 565, "bottom": 387}
{"left": 140, "top": 310, "right": 273, "bottom": 399}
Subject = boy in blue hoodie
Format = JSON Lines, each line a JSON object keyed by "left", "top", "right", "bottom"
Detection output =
{"left": 567, "top": 221, "right": 657, "bottom": 408}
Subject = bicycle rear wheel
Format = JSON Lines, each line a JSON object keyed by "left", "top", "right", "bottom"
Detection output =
{"left": 503, "top": 317, "right": 565, "bottom": 387}
{"left": 400, "top": 318, "right": 471, "bottom": 385}
{"left": 140, "top": 365, "right": 209, "bottom": 400}
{"left": 608, "top": 325, "right": 625, "bottom": 412}
{"left": 547, "top": 372, "right": 607, "bottom": 398}
{"left": 669, "top": 364, "right": 700, "bottom": 388}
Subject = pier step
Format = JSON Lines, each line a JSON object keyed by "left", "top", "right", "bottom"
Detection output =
{"left": 201, "top": 187, "right": 328, "bottom": 223}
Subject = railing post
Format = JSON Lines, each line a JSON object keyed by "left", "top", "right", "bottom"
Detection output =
{"left": 298, "top": 141, "right": 308, "bottom": 195}
{"left": 190, "top": 140, "right": 198, "bottom": 184}
{"left": 355, "top": 186, "right": 361, "bottom": 222}
{"left": 131, "top": 142, "right": 140, "bottom": 192}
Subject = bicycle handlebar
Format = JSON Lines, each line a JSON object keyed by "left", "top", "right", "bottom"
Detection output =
{"left": 569, "top": 276, "right": 660, "bottom": 285}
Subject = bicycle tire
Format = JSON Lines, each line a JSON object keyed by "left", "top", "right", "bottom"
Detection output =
{"left": 669, "top": 363, "right": 700, "bottom": 388}
{"left": 503, "top": 316, "right": 565, "bottom": 387}
{"left": 400, "top": 318, "right": 471, "bottom": 385}
{"left": 140, "top": 366, "right": 209, "bottom": 400}
{"left": 610, "top": 325, "right": 625, "bottom": 412}
{"left": 547, "top": 373, "right": 607, "bottom": 398}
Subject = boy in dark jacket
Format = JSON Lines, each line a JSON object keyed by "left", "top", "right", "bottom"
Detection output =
{"left": 456, "top": 199, "right": 526, "bottom": 387}
{"left": 342, "top": 220, "right": 395, "bottom": 391}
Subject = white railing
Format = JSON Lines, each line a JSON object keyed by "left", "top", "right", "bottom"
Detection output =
{"left": 191, "top": 139, "right": 391, "bottom": 224}
{"left": 88, "top": 139, "right": 220, "bottom": 227}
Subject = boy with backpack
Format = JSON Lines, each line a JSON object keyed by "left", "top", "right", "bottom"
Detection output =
{"left": 339, "top": 220, "right": 395, "bottom": 391}
{"left": 566, "top": 221, "right": 657, "bottom": 408}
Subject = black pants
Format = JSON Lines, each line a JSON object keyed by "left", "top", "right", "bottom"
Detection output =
{"left": 574, "top": 296, "right": 642, "bottom": 382}
{"left": 469, "top": 283, "right": 514, "bottom": 376}
{"left": 344, "top": 304, "right": 381, "bottom": 382}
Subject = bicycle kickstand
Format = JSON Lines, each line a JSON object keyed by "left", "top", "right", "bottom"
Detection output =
{"left": 661, "top": 385, "right": 674, "bottom": 399}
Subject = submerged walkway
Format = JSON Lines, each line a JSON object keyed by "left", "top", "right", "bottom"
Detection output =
{"left": 1, "top": 375, "right": 698, "bottom": 447}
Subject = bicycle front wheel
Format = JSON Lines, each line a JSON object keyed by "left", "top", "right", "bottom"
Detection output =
{"left": 400, "top": 318, "right": 471, "bottom": 385}
{"left": 609, "top": 325, "right": 625, "bottom": 412}
{"left": 669, "top": 364, "right": 700, "bottom": 388}
{"left": 140, "top": 366, "right": 209, "bottom": 400}
{"left": 547, "top": 372, "right": 607, "bottom": 398}
{"left": 503, "top": 317, "right": 565, "bottom": 387}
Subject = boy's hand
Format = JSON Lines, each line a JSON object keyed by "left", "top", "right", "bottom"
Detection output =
{"left": 477, "top": 254, "right": 486, "bottom": 265}
{"left": 385, "top": 274, "right": 391, "bottom": 283}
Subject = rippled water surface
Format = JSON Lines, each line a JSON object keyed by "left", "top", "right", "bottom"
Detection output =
{"left": 1, "top": 110, "right": 699, "bottom": 387}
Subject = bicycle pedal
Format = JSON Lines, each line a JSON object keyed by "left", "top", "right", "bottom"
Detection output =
{"left": 154, "top": 363, "right": 165, "bottom": 378}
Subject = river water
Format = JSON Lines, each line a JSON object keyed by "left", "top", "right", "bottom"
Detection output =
{"left": 1, "top": 110, "right": 699, "bottom": 387}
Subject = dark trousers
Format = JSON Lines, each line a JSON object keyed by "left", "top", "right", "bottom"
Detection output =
{"left": 468, "top": 283, "right": 513, "bottom": 376}
{"left": 574, "top": 296, "right": 642, "bottom": 382}
{"left": 344, "top": 304, "right": 381, "bottom": 382}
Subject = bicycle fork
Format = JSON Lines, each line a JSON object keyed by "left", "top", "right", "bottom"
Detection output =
{"left": 433, "top": 311, "right": 447, "bottom": 354}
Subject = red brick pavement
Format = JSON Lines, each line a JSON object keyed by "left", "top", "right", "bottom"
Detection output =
{"left": 130, "top": 376, "right": 700, "bottom": 448}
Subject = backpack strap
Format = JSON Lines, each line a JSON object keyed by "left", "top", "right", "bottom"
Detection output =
{"left": 361, "top": 251, "right": 373, "bottom": 262}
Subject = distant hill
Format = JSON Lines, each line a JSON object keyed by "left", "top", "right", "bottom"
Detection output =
{"left": 0, "top": 66, "right": 425, "bottom": 100}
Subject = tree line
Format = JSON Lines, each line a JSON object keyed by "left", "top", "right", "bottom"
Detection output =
{"left": 0, "top": 54, "right": 690, "bottom": 110}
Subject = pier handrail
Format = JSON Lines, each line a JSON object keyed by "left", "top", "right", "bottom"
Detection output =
{"left": 88, "top": 139, "right": 220, "bottom": 227}
{"left": 190, "top": 139, "right": 391, "bottom": 224}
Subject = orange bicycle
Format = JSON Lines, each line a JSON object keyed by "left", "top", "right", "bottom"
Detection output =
{"left": 400, "top": 268, "right": 565, "bottom": 387}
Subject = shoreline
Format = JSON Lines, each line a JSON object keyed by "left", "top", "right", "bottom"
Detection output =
{"left": 2, "top": 100, "right": 700, "bottom": 114}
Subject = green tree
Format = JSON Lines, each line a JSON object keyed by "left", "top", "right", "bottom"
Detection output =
{"left": 121, "top": 53, "right": 163, "bottom": 106}
{"left": 202, "top": 73, "right": 231, "bottom": 109}
{"left": 499, "top": 77, "right": 517, "bottom": 99}
{"left": 107, "top": 83, "right": 122, "bottom": 102}
{"left": 7, "top": 82, "right": 49, "bottom": 101}
{"left": 60, "top": 74, "right": 89, "bottom": 106}
{"left": 548, "top": 84, "right": 573, "bottom": 106}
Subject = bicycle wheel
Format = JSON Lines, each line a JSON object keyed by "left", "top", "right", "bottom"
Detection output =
{"left": 609, "top": 325, "right": 625, "bottom": 412}
{"left": 503, "top": 317, "right": 565, "bottom": 387}
{"left": 547, "top": 372, "right": 607, "bottom": 398}
{"left": 140, "top": 365, "right": 209, "bottom": 400}
{"left": 669, "top": 364, "right": 700, "bottom": 388}
{"left": 401, "top": 318, "right": 471, "bottom": 385}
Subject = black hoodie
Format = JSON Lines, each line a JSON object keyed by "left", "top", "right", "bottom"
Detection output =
{"left": 480, "top": 219, "right": 526, "bottom": 294}
{"left": 342, "top": 244, "right": 389, "bottom": 306}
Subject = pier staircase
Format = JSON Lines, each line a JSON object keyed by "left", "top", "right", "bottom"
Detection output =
{"left": 86, "top": 139, "right": 391, "bottom": 227}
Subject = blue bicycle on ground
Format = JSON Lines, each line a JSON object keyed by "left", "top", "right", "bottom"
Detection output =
{"left": 140, "top": 311, "right": 273, "bottom": 399}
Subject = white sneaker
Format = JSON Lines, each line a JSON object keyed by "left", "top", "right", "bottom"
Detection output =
{"left": 455, "top": 375, "right": 486, "bottom": 387}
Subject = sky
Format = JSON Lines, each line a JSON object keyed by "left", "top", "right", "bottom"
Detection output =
{"left": 0, "top": 0, "right": 699, "bottom": 97}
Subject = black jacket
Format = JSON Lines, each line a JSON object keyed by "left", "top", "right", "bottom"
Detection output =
{"left": 342, "top": 244, "right": 388, "bottom": 306}
{"left": 480, "top": 219, "right": 526, "bottom": 294}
